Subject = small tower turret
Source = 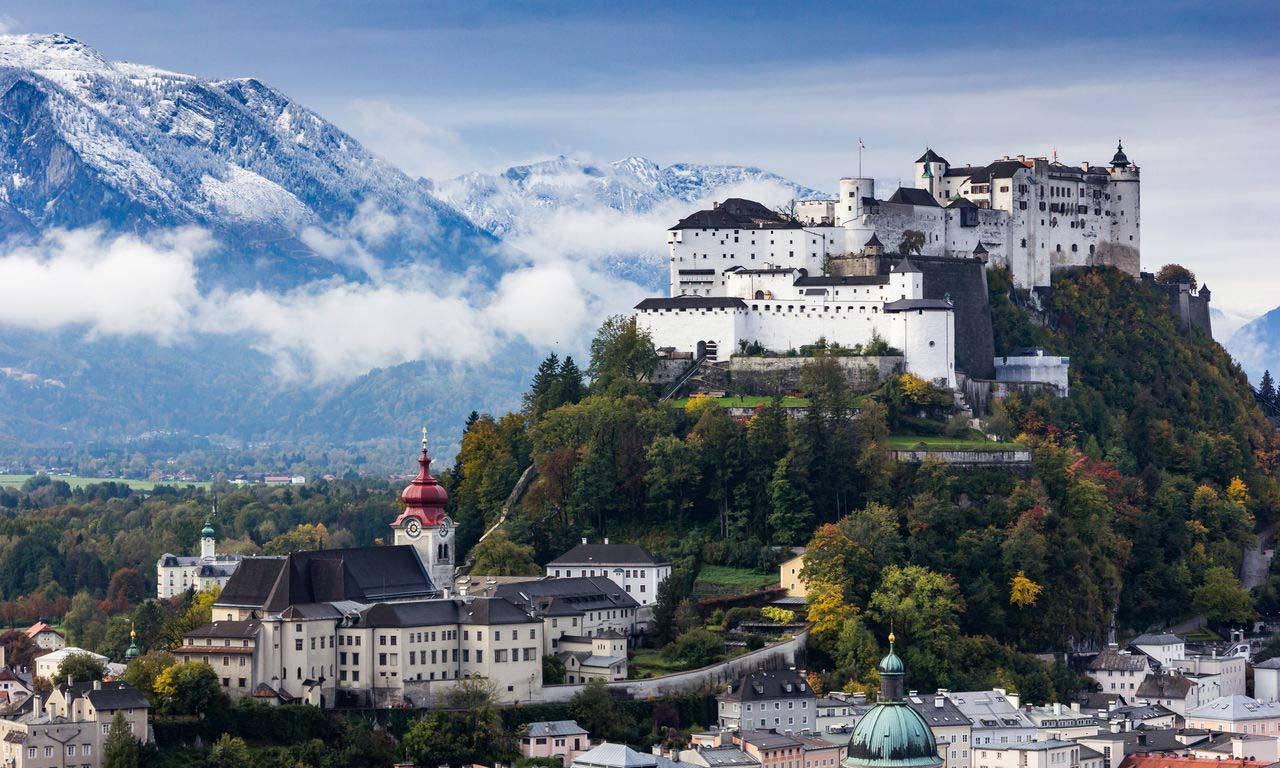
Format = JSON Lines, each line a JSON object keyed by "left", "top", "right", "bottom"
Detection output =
{"left": 878, "top": 631, "right": 905, "bottom": 702}
{"left": 915, "top": 148, "right": 949, "bottom": 201}
{"left": 200, "top": 514, "right": 216, "bottom": 560}
{"left": 125, "top": 623, "right": 140, "bottom": 661}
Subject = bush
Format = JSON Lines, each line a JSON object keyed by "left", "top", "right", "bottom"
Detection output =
{"left": 661, "top": 629, "right": 724, "bottom": 667}
{"left": 721, "top": 606, "right": 761, "bottom": 630}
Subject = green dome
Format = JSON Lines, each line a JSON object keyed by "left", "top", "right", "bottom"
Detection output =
{"left": 844, "top": 702, "right": 942, "bottom": 768}
{"left": 201, "top": 519, "right": 215, "bottom": 538}
{"left": 878, "top": 649, "right": 905, "bottom": 675}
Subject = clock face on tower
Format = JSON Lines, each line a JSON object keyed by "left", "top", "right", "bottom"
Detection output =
{"left": 438, "top": 517, "right": 452, "bottom": 538}
{"left": 404, "top": 519, "right": 422, "bottom": 539}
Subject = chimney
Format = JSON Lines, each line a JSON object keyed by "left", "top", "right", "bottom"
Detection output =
{"left": 582, "top": 538, "right": 587, "bottom": 545}
{"left": 935, "top": 696, "right": 945, "bottom": 709}
{"left": 1070, "top": 702, "right": 1080, "bottom": 714}
{"left": 1008, "top": 693, "right": 1020, "bottom": 709}
{"left": 93, "top": 680, "right": 101, "bottom": 690}
{"left": 1018, "top": 155, "right": 1026, "bottom": 162}
{"left": 1111, "top": 722, "right": 1121, "bottom": 734}
{"left": 1054, "top": 703, "right": 1062, "bottom": 715}
{"left": 604, "top": 537, "right": 609, "bottom": 545}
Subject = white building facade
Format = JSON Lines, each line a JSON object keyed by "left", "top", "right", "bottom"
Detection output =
{"left": 546, "top": 540, "right": 671, "bottom": 607}
{"left": 636, "top": 258, "right": 956, "bottom": 387}
{"left": 156, "top": 516, "right": 243, "bottom": 599}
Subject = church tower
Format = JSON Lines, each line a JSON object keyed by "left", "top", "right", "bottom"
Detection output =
{"left": 200, "top": 515, "right": 216, "bottom": 560}
{"left": 390, "top": 428, "right": 454, "bottom": 595}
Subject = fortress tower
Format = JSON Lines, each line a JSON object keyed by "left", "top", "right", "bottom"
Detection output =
{"left": 390, "top": 429, "right": 455, "bottom": 594}
{"left": 914, "top": 148, "right": 949, "bottom": 200}
{"left": 1103, "top": 140, "right": 1141, "bottom": 271}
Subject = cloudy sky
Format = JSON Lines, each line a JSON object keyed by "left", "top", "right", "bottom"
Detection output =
{"left": 3, "top": 1, "right": 1278, "bottom": 317}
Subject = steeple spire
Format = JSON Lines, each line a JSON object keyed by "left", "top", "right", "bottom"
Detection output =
{"left": 125, "top": 622, "right": 140, "bottom": 660}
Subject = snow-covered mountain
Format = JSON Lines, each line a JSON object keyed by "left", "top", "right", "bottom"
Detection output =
{"left": 0, "top": 33, "right": 827, "bottom": 461}
{"left": 1227, "top": 305, "right": 1280, "bottom": 385}
{"left": 434, "top": 156, "right": 826, "bottom": 288}
{"left": 436, "top": 155, "right": 824, "bottom": 237}
{"left": 0, "top": 33, "right": 498, "bottom": 289}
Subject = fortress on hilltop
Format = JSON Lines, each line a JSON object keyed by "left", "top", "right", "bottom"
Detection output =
{"left": 635, "top": 143, "right": 1142, "bottom": 387}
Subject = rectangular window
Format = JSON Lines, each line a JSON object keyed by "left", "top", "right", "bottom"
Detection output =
{"left": 295, "top": 639, "right": 303, "bottom": 651}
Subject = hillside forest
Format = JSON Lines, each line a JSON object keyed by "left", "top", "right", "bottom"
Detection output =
{"left": 1, "top": 266, "right": 1277, "bottom": 701}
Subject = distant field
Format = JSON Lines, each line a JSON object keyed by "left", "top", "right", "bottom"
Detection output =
{"left": 886, "top": 435, "right": 1024, "bottom": 452}
{"left": 0, "top": 474, "right": 209, "bottom": 491}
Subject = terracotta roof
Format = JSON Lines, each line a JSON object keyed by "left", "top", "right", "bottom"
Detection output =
{"left": 25, "top": 622, "right": 62, "bottom": 639}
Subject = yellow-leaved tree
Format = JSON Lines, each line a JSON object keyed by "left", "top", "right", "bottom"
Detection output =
{"left": 1009, "top": 570, "right": 1044, "bottom": 608}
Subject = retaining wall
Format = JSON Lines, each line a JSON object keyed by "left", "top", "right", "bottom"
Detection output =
{"left": 535, "top": 628, "right": 808, "bottom": 703}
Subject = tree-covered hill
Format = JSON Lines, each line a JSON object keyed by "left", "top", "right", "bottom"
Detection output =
{"left": 1, "top": 266, "right": 1275, "bottom": 700}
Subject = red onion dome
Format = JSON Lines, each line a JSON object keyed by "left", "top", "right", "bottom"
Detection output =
{"left": 399, "top": 430, "right": 448, "bottom": 525}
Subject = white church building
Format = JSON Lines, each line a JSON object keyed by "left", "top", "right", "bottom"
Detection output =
{"left": 156, "top": 514, "right": 244, "bottom": 599}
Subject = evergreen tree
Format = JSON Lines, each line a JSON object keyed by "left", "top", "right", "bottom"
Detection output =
{"left": 1261, "top": 370, "right": 1276, "bottom": 405}
{"left": 524, "top": 354, "right": 560, "bottom": 417}
{"left": 557, "top": 356, "right": 585, "bottom": 406}
{"left": 102, "top": 712, "right": 139, "bottom": 768}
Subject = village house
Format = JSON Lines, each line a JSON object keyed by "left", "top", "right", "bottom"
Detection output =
{"left": 0, "top": 681, "right": 151, "bottom": 768}
{"left": 718, "top": 670, "right": 817, "bottom": 733}
{"left": 905, "top": 691, "right": 973, "bottom": 768}
{"left": 25, "top": 624, "right": 64, "bottom": 653}
{"left": 519, "top": 720, "right": 592, "bottom": 766}
{"left": 556, "top": 632, "right": 628, "bottom": 683}
{"left": 971, "top": 739, "right": 1103, "bottom": 768}
{"left": 1184, "top": 695, "right": 1280, "bottom": 734}
{"left": 1088, "top": 647, "right": 1150, "bottom": 696}
{"left": 946, "top": 689, "right": 1035, "bottom": 748}
{"left": 32, "top": 649, "right": 108, "bottom": 684}
{"left": 779, "top": 549, "right": 806, "bottom": 600}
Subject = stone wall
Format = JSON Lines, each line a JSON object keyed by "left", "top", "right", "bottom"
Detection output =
{"left": 701, "top": 356, "right": 902, "bottom": 396}
{"left": 535, "top": 628, "right": 808, "bottom": 704}
{"left": 962, "top": 377, "right": 1062, "bottom": 416}
{"left": 1141, "top": 274, "right": 1213, "bottom": 336}
{"left": 890, "top": 449, "right": 1032, "bottom": 468}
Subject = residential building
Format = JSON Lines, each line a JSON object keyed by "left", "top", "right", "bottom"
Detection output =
{"left": 737, "top": 730, "right": 842, "bottom": 768}
{"left": 780, "top": 549, "right": 806, "bottom": 599}
{"left": 1023, "top": 702, "right": 1102, "bottom": 740}
{"left": 1129, "top": 634, "right": 1185, "bottom": 670}
{"left": 680, "top": 745, "right": 758, "bottom": 768}
{"left": 1167, "top": 655, "right": 1245, "bottom": 701}
{"left": 547, "top": 540, "right": 672, "bottom": 607}
{"left": 0, "top": 669, "right": 31, "bottom": 707}
{"left": 1188, "top": 733, "right": 1280, "bottom": 762}
{"left": 971, "top": 740, "right": 1100, "bottom": 768}
{"left": 520, "top": 720, "right": 591, "bottom": 766}
{"left": 905, "top": 691, "right": 972, "bottom": 768}
{"left": 1075, "top": 728, "right": 1209, "bottom": 768}
{"left": 1088, "top": 647, "right": 1150, "bottom": 696}
{"left": 24, "top": 624, "right": 64, "bottom": 652}
{"left": 0, "top": 681, "right": 151, "bottom": 768}
{"left": 815, "top": 694, "right": 870, "bottom": 734}
{"left": 718, "top": 670, "right": 817, "bottom": 733}
{"left": 1184, "top": 695, "right": 1280, "bottom": 734}
{"left": 572, "top": 743, "right": 683, "bottom": 768}
{"left": 946, "top": 689, "right": 1035, "bottom": 748}
{"left": 557, "top": 632, "right": 628, "bottom": 683}
{"left": 33, "top": 649, "right": 108, "bottom": 683}
{"left": 176, "top": 620, "right": 259, "bottom": 698}
{"left": 491, "top": 577, "right": 641, "bottom": 650}
{"left": 155, "top": 514, "right": 244, "bottom": 599}
{"left": 1105, "top": 704, "right": 1179, "bottom": 730}
{"left": 1134, "top": 673, "right": 1200, "bottom": 718}
{"left": 1252, "top": 658, "right": 1280, "bottom": 702}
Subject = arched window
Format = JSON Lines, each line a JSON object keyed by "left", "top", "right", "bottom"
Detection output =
{"left": 754, "top": 290, "right": 765, "bottom": 300}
